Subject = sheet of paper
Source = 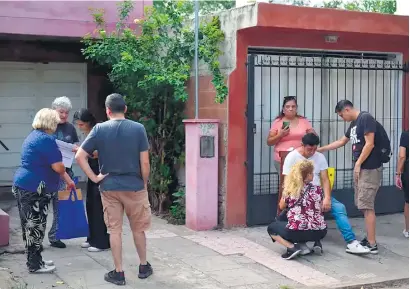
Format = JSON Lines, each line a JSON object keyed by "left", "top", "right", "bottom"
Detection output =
{"left": 56, "top": 139, "right": 75, "bottom": 168}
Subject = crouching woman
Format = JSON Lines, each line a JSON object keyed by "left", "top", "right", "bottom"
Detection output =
{"left": 267, "top": 160, "right": 327, "bottom": 260}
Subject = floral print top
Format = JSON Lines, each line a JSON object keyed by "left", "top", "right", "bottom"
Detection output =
{"left": 285, "top": 184, "right": 327, "bottom": 231}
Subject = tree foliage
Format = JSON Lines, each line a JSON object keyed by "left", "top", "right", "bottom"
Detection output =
{"left": 283, "top": 0, "right": 396, "bottom": 14}
{"left": 154, "top": 0, "right": 235, "bottom": 14}
{"left": 82, "top": 0, "right": 227, "bottom": 213}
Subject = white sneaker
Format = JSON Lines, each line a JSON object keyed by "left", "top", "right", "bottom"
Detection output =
{"left": 31, "top": 265, "right": 56, "bottom": 274}
{"left": 44, "top": 260, "right": 54, "bottom": 266}
{"left": 299, "top": 243, "right": 311, "bottom": 256}
{"left": 346, "top": 240, "right": 370, "bottom": 254}
{"left": 81, "top": 242, "right": 90, "bottom": 248}
{"left": 403, "top": 230, "right": 409, "bottom": 238}
{"left": 88, "top": 246, "right": 104, "bottom": 252}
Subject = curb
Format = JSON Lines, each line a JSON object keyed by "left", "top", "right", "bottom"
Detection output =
{"left": 328, "top": 278, "right": 409, "bottom": 289}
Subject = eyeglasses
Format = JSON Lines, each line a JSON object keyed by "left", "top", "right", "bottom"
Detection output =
{"left": 284, "top": 96, "right": 296, "bottom": 101}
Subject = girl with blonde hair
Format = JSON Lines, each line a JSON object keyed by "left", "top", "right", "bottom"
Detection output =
{"left": 267, "top": 160, "right": 327, "bottom": 260}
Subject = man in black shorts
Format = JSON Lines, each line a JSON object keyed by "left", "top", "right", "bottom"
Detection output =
{"left": 396, "top": 130, "right": 409, "bottom": 238}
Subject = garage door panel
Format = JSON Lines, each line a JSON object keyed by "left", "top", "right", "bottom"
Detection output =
{"left": 0, "top": 83, "right": 37, "bottom": 98}
{"left": 0, "top": 124, "right": 33, "bottom": 139}
{"left": 0, "top": 110, "right": 36, "bottom": 124}
{"left": 0, "top": 97, "right": 37, "bottom": 109}
{"left": 0, "top": 62, "right": 87, "bottom": 184}
{"left": 43, "top": 63, "right": 86, "bottom": 70}
{"left": 0, "top": 70, "right": 37, "bottom": 82}
{"left": 0, "top": 152, "right": 20, "bottom": 168}
{"left": 43, "top": 70, "right": 85, "bottom": 82}
{"left": 41, "top": 96, "right": 82, "bottom": 108}
{"left": 42, "top": 83, "right": 82, "bottom": 97}
{"left": 0, "top": 138, "right": 24, "bottom": 153}
{"left": 0, "top": 168, "right": 17, "bottom": 184}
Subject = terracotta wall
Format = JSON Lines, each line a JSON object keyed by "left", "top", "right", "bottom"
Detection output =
{"left": 0, "top": 1, "right": 151, "bottom": 38}
{"left": 185, "top": 75, "right": 228, "bottom": 225}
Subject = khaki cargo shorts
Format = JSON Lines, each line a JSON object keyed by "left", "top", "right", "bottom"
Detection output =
{"left": 354, "top": 167, "right": 382, "bottom": 210}
{"left": 101, "top": 190, "right": 151, "bottom": 234}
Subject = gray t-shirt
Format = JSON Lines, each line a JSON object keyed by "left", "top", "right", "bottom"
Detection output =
{"left": 81, "top": 119, "right": 149, "bottom": 192}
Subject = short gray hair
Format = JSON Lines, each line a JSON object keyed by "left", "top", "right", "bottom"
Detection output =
{"left": 52, "top": 96, "right": 72, "bottom": 111}
{"left": 32, "top": 108, "right": 60, "bottom": 132}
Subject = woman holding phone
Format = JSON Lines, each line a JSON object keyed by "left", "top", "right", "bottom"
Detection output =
{"left": 267, "top": 96, "right": 315, "bottom": 174}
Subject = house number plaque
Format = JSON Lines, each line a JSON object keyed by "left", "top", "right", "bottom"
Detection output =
{"left": 200, "top": 136, "right": 215, "bottom": 158}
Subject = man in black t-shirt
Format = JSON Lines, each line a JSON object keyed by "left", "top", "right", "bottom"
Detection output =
{"left": 318, "top": 100, "right": 382, "bottom": 254}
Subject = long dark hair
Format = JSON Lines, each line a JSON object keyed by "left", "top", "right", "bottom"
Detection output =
{"left": 275, "top": 96, "right": 304, "bottom": 119}
{"left": 73, "top": 108, "right": 97, "bottom": 128}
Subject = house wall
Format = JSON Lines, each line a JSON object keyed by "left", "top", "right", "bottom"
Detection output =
{"left": 0, "top": 1, "right": 151, "bottom": 38}
{"left": 225, "top": 4, "right": 409, "bottom": 227}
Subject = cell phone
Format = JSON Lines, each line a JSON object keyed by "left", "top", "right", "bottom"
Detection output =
{"left": 282, "top": 121, "right": 290, "bottom": 129}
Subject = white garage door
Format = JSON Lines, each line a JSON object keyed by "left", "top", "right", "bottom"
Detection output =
{"left": 0, "top": 62, "right": 87, "bottom": 185}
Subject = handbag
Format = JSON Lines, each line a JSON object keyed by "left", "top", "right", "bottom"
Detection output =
{"left": 56, "top": 188, "right": 89, "bottom": 240}
{"left": 276, "top": 183, "right": 312, "bottom": 222}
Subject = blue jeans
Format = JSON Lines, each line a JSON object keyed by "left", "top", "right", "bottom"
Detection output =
{"left": 331, "top": 197, "right": 356, "bottom": 243}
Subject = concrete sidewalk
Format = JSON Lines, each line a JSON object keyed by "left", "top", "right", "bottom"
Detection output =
{"left": 0, "top": 200, "right": 408, "bottom": 289}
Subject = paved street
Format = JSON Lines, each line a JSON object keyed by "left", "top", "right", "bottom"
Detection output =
{"left": 0, "top": 199, "right": 408, "bottom": 289}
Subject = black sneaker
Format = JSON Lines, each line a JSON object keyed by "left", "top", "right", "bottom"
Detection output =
{"left": 313, "top": 240, "right": 323, "bottom": 254}
{"left": 281, "top": 244, "right": 302, "bottom": 260}
{"left": 138, "top": 262, "right": 153, "bottom": 279}
{"left": 50, "top": 240, "right": 66, "bottom": 249}
{"left": 360, "top": 238, "right": 378, "bottom": 254}
{"left": 104, "top": 270, "right": 126, "bottom": 286}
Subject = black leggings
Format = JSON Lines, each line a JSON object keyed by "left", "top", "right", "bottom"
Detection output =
{"left": 86, "top": 180, "right": 110, "bottom": 249}
{"left": 402, "top": 167, "right": 409, "bottom": 204}
{"left": 267, "top": 220, "right": 327, "bottom": 243}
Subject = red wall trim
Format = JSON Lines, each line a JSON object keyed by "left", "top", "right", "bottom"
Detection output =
{"left": 257, "top": 3, "right": 409, "bottom": 37}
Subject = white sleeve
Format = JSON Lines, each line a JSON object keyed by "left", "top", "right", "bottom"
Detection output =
{"left": 318, "top": 154, "right": 329, "bottom": 171}
{"left": 282, "top": 153, "right": 293, "bottom": 176}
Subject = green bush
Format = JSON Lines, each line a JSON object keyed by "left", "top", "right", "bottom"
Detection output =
{"left": 170, "top": 188, "right": 186, "bottom": 221}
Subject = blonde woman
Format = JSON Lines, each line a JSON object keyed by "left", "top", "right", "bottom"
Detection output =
{"left": 13, "top": 108, "right": 75, "bottom": 273}
{"left": 267, "top": 160, "right": 327, "bottom": 260}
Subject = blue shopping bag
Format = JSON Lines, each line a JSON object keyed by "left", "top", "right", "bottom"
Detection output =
{"left": 56, "top": 187, "right": 89, "bottom": 240}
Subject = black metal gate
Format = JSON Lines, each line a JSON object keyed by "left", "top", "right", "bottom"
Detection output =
{"left": 246, "top": 49, "right": 408, "bottom": 226}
